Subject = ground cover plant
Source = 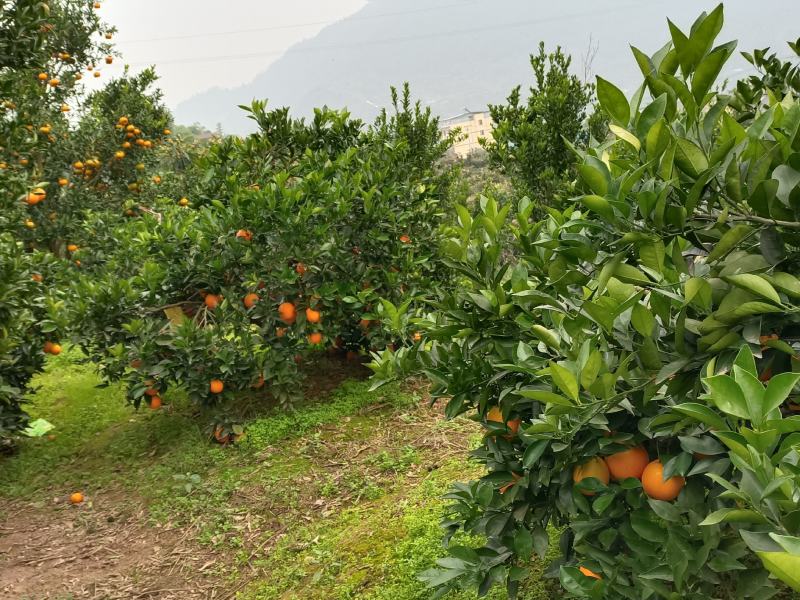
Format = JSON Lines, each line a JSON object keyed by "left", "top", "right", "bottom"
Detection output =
{"left": 372, "top": 5, "right": 800, "bottom": 598}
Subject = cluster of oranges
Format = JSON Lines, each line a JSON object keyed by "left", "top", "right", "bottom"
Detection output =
{"left": 573, "top": 446, "right": 685, "bottom": 501}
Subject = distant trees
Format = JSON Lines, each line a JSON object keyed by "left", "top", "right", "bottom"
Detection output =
{"left": 482, "top": 42, "right": 603, "bottom": 207}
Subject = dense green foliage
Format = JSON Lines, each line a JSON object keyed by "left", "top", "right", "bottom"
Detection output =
{"left": 482, "top": 43, "right": 600, "bottom": 208}
{"left": 373, "top": 5, "right": 800, "bottom": 598}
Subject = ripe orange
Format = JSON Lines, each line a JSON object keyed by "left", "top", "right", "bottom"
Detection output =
{"left": 253, "top": 375, "right": 265, "bottom": 389}
{"left": 50, "top": 343, "right": 62, "bottom": 355}
{"left": 399, "top": 234, "right": 411, "bottom": 244}
{"left": 31, "top": 273, "right": 43, "bottom": 282}
{"left": 486, "top": 406, "right": 520, "bottom": 438}
{"left": 58, "top": 177, "right": 68, "bottom": 186}
{"left": 105, "top": 56, "right": 113, "bottom": 64}
{"left": 641, "top": 460, "right": 684, "bottom": 501}
{"left": 37, "top": 72, "right": 48, "bottom": 81}
{"left": 359, "top": 319, "right": 372, "bottom": 330}
{"left": 26, "top": 188, "right": 46, "bottom": 205}
{"left": 152, "top": 175, "right": 161, "bottom": 184}
{"left": 118, "top": 116, "right": 129, "bottom": 126}
{"left": 163, "top": 128, "right": 172, "bottom": 135}
{"left": 49, "top": 78, "right": 59, "bottom": 87}
{"left": 178, "top": 197, "right": 189, "bottom": 207}
{"left": 235, "top": 229, "right": 252, "bottom": 241}
{"left": 73, "top": 161, "right": 84, "bottom": 170}
{"left": 105, "top": 33, "right": 112, "bottom": 39}
{"left": 204, "top": 294, "right": 221, "bottom": 310}
{"left": 243, "top": 293, "right": 259, "bottom": 309}
{"left": 60, "top": 104, "right": 70, "bottom": 112}
{"left": 308, "top": 332, "right": 323, "bottom": 345}
{"left": 144, "top": 387, "right": 159, "bottom": 397}
{"left": 278, "top": 302, "right": 296, "bottom": 324}
{"left": 305, "top": 307, "right": 321, "bottom": 323}
{"left": 122, "top": 141, "right": 131, "bottom": 149}
{"left": 25, "top": 220, "right": 35, "bottom": 229}
{"left": 93, "top": 71, "right": 100, "bottom": 78}
{"left": 572, "top": 457, "right": 609, "bottom": 496}
{"left": 579, "top": 566, "right": 602, "bottom": 580}
{"left": 412, "top": 332, "right": 422, "bottom": 342}
{"left": 114, "top": 150, "right": 125, "bottom": 159}
{"left": 67, "top": 244, "right": 78, "bottom": 252}
{"left": 209, "top": 379, "right": 224, "bottom": 394}
{"left": 276, "top": 327, "right": 286, "bottom": 338}
{"left": 69, "top": 492, "right": 84, "bottom": 504}
{"left": 43, "top": 341, "right": 54, "bottom": 354}
{"left": 605, "top": 445, "right": 649, "bottom": 481}
{"left": 295, "top": 262, "right": 307, "bottom": 275}
{"left": 149, "top": 396, "right": 162, "bottom": 410}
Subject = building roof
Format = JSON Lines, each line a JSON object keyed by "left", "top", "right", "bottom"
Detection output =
{"left": 439, "top": 109, "right": 488, "bottom": 126}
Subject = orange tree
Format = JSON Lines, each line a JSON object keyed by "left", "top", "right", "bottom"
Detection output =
{"left": 371, "top": 6, "right": 800, "bottom": 598}
{"left": 68, "top": 89, "right": 458, "bottom": 409}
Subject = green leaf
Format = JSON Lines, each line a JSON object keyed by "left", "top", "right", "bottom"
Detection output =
{"left": 631, "top": 303, "right": 656, "bottom": 337}
{"left": 578, "top": 160, "right": 609, "bottom": 196}
{"left": 674, "top": 138, "right": 709, "bottom": 178}
{"left": 707, "top": 225, "right": 752, "bottom": 263}
{"left": 516, "top": 389, "right": 575, "bottom": 407}
{"left": 700, "top": 508, "right": 768, "bottom": 526}
{"left": 22, "top": 418, "right": 54, "bottom": 437}
{"left": 704, "top": 374, "right": 749, "bottom": 419}
{"left": 733, "top": 345, "right": 757, "bottom": 377}
{"left": 610, "top": 123, "right": 641, "bottom": 151}
{"left": 685, "top": 277, "right": 712, "bottom": 310}
{"left": 550, "top": 362, "right": 579, "bottom": 402}
{"left": 757, "top": 552, "right": 800, "bottom": 592}
{"left": 596, "top": 76, "right": 630, "bottom": 125}
{"left": 723, "top": 274, "right": 782, "bottom": 304}
{"left": 514, "top": 527, "right": 533, "bottom": 561}
{"left": 764, "top": 372, "right": 800, "bottom": 415}
{"left": 770, "top": 534, "right": 800, "bottom": 555}
{"left": 691, "top": 42, "right": 735, "bottom": 104}
{"left": 672, "top": 403, "right": 727, "bottom": 430}
{"left": 579, "top": 194, "right": 614, "bottom": 221}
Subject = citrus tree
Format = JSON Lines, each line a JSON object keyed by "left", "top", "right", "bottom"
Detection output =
{"left": 371, "top": 5, "right": 800, "bottom": 597}
{"left": 69, "top": 89, "right": 458, "bottom": 410}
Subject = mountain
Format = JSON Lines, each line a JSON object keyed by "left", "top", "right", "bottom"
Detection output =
{"left": 175, "top": 0, "right": 800, "bottom": 134}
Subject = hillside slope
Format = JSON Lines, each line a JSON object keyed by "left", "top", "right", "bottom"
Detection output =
{"left": 176, "top": 0, "right": 800, "bottom": 133}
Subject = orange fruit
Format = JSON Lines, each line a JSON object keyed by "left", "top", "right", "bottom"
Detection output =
{"left": 37, "top": 72, "right": 48, "bottom": 81}
{"left": 399, "top": 234, "right": 411, "bottom": 244}
{"left": 163, "top": 128, "right": 171, "bottom": 135}
{"left": 118, "top": 116, "right": 129, "bottom": 126}
{"left": 149, "top": 396, "right": 162, "bottom": 410}
{"left": 178, "top": 197, "right": 189, "bottom": 207}
{"left": 105, "top": 33, "right": 112, "bottom": 39}
{"left": 105, "top": 55, "right": 113, "bottom": 64}
{"left": 26, "top": 188, "right": 46, "bottom": 205}
{"left": 69, "top": 492, "right": 84, "bottom": 504}
{"left": 579, "top": 566, "right": 602, "bottom": 580}
{"left": 93, "top": 71, "right": 100, "bottom": 78}
{"left": 253, "top": 375, "right": 266, "bottom": 389}
{"left": 641, "top": 460, "right": 685, "bottom": 501}
{"left": 31, "top": 273, "right": 43, "bottom": 282}
{"left": 43, "top": 341, "right": 54, "bottom": 354}
{"left": 49, "top": 343, "right": 62, "bottom": 355}
{"left": 67, "top": 244, "right": 78, "bottom": 252}
{"left": 486, "top": 406, "right": 520, "bottom": 438}
{"left": 295, "top": 262, "right": 307, "bottom": 275}
{"left": 114, "top": 150, "right": 125, "bottom": 159}
{"left": 24, "top": 220, "right": 35, "bottom": 229}
{"left": 49, "top": 78, "right": 59, "bottom": 87}
{"left": 605, "top": 445, "right": 649, "bottom": 481}
{"left": 305, "top": 307, "right": 321, "bottom": 323}
{"left": 58, "top": 177, "right": 68, "bottom": 186}
{"left": 359, "top": 318, "right": 372, "bottom": 330}
{"left": 60, "top": 104, "right": 70, "bottom": 112}
{"left": 235, "top": 229, "right": 252, "bottom": 241}
{"left": 572, "top": 457, "right": 609, "bottom": 496}
{"left": 73, "top": 161, "right": 84, "bottom": 170}
{"left": 204, "top": 294, "right": 221, "bottom": 310}
{"left": 243, "top": 293, "right": 259, "bottom": 309}
{"left": 130, "top": 359, "right": 142, "bottom": 369}
{"left": 278, "top": 302, "right": 296, "bottom": 324}
{"left": 412, "top": 332, "right": 422, "bottom": 342}
{"left": 144, "top": 387, "right": 159, "bottom": 397}
{"left": 276, "top": 327, "right": 286, "bottom": 338}
{"left": 209, "top": 379, "right": 224, "bottom": 394}
{"left": 308, "top": 332, "right": 323, "bottom": 345}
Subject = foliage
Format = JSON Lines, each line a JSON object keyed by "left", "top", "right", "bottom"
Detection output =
{"left": 372, "top": 5, "right": 800, "bottom": 598}
{"left": 69, "top": 89, "right": 457, "bottom": 410}
{"left": 481, "top": 43, "right": 598, "bottom": 208}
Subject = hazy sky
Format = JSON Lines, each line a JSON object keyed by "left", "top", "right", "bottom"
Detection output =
{"left": 92, "top": 1, "right": 366, "bottom": 106}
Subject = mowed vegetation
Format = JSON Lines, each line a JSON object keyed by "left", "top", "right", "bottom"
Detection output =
{"left": 3, "top": 1, "right": 800, "bottom": 599}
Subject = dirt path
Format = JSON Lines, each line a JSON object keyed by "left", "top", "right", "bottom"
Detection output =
{"left": 0, "top": 366, "right": 479, "bottom": 600}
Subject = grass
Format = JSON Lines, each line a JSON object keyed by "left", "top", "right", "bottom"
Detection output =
{"left": 0, "top": 353, "right": 554, "bottom": 599}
